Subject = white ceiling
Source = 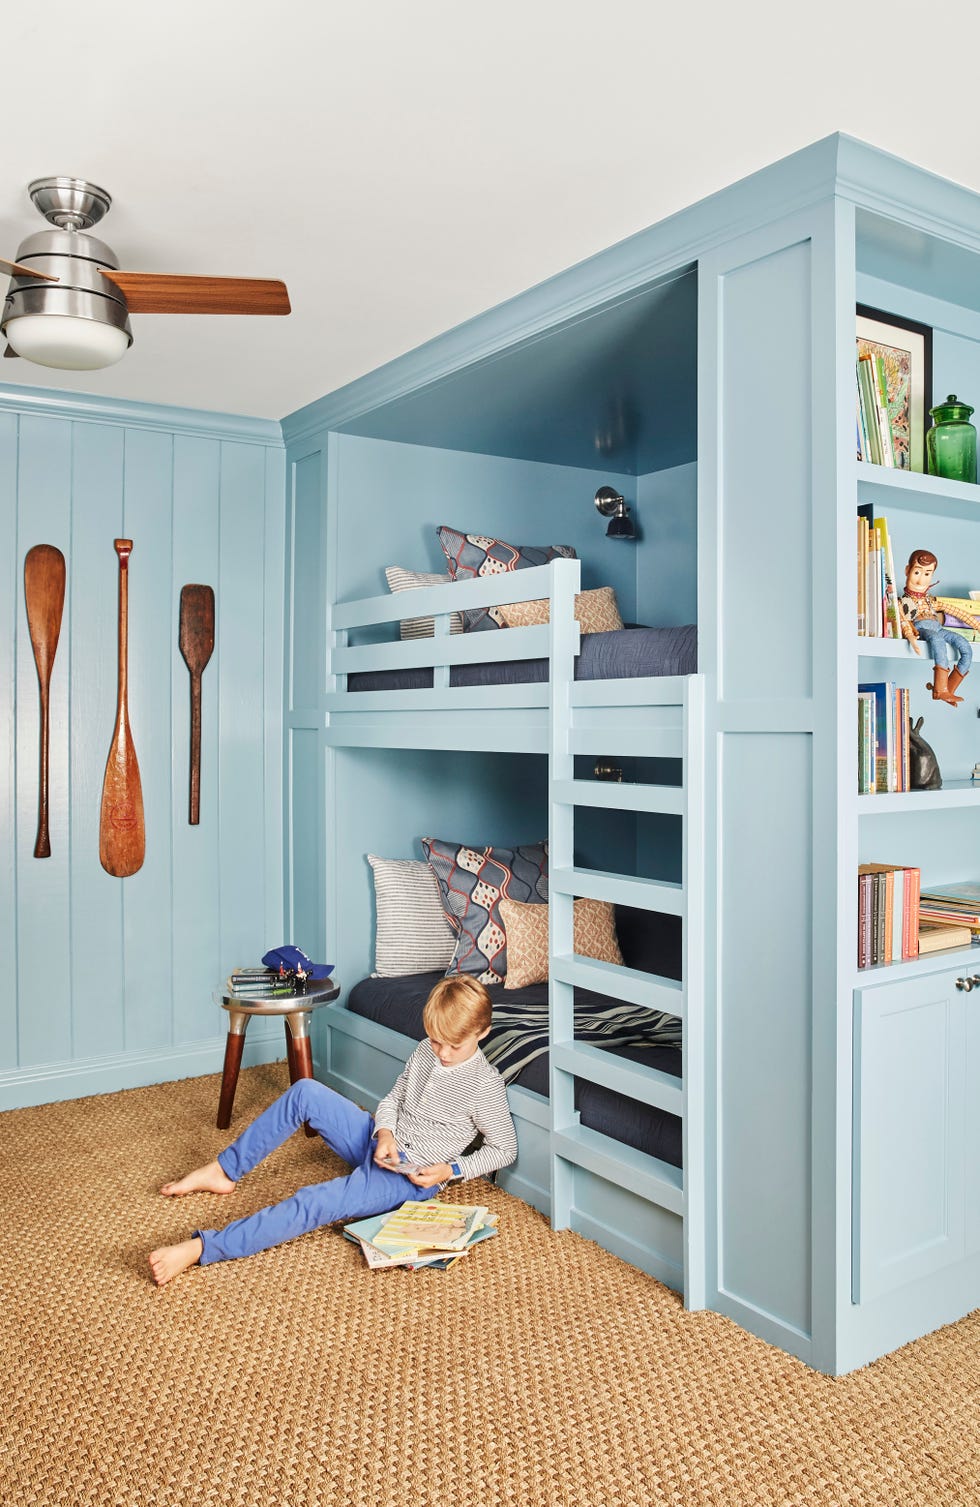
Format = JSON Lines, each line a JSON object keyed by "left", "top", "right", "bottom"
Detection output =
{"left": 5, "top": 1, "right": 980, "bottom": 424}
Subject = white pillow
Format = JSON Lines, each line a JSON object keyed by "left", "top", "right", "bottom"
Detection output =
{"left": 368, "top": 855, "right": 457, "bottom": 976}
{"left": 384, "top": 566, "right": 464, "bottom": 641}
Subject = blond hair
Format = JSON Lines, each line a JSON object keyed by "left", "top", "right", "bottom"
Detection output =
{"left": 422, "top": 975, "right": 492, "bottom": 1042}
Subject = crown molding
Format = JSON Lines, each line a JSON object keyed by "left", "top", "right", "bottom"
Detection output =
{"left": 0, "top": 380, "right": 284, "bottom": 446}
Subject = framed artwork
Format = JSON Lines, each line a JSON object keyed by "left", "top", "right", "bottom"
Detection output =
{"left": 856, "top": 305, "right": 932, "bottom": 472}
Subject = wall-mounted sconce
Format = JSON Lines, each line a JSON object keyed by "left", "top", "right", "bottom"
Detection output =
{"left": 594, "top": 485, "right": 636, "bottom": 540}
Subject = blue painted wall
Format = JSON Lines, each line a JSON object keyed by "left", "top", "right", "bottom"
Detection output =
{"left": 0, "top": 389, "right": 286, "bottom": 1109}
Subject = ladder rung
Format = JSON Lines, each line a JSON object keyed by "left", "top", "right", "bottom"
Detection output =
{"left": 552, "top": 778, "right": 684, "bottom": 815}
{"left": 552, "top": 1041, "right": 683, "bottom": 1115}
{"left": 551, "top": 867, "right": 684, "bottom": 916}
{"left": 570, "top": 728, "right": 682, "bottom": 759}
{"left": 551, "top": 953, "right": 684, "bottom": 1018}
{"left": 552, "top": 1124, "right": 684, "bottom": 1215}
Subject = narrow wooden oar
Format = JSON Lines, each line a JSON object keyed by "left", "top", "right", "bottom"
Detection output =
{"left": 178, "top": 584, "right": 215, "bottom": 825}
{"left": 99, "top": 539, "right": 145, "bottom": 876}
{"left": 23, "top": 544, "right": 66, "bottom": 858}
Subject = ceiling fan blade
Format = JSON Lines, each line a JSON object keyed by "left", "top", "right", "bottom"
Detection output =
{"left": 98, "top": 270, "right": 290, "bottom": 315}
{"left": 0, "top": 256, "right": 58, "bottom": 282}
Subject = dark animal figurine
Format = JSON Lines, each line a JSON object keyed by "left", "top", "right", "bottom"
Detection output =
{"left": 908, "top": 716, "right": 942, "bottom": 790}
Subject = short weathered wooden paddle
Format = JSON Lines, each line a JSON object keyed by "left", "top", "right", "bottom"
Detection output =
{"left": 23, "top": 544, "right": 66, "bottom": 858}
{"left": 178, "top": 584, "right": 215, "bottom": 825}
{"left": 99, "top": 539, "right": 145, "bottom": 877}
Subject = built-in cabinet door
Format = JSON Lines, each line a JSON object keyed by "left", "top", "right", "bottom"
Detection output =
{"left": 853, "top": 966, "right": 974, "bottom": 1304}
{"left": 966, "top": 995, "right": 980, "bottom": 1258}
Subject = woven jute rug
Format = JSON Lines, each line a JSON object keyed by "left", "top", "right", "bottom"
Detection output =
{"left": 1, "top": 1064, "right": 978, "bottom": 1507}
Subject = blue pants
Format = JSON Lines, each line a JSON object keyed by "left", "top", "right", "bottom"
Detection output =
{"left": 196, "top": 1079, "right": 434, "bottom": 1265}
{"left": 916, "top": 618, "right": 973, "bottom": 674}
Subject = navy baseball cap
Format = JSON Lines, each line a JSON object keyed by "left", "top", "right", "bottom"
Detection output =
{"left": 261, "top": 945, "right": 334, "bottom": 980}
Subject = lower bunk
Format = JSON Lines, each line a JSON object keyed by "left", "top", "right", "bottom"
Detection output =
{"left": 316, "top": 910, "right": 689, "bottom": 1292}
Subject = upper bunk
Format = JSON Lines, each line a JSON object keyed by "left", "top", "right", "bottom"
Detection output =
{"left": 283, "top": 258, "right": 700, "bottom": 755}
{"left": 326, "top": 557, "right": 698, "bottom": 753}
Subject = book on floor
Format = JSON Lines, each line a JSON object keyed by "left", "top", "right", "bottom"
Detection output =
{"left": 344, "top": 1200, "right": 491, "bottom": 1259}
{"left": 344, "top": 1215, "right": 498, "bottom": 1270}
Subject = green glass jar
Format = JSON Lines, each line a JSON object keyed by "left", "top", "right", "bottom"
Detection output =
{"left": 926, "top": 393, "right": 977, "bottom": 483}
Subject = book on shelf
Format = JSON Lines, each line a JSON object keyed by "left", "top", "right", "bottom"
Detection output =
{"left": 917, "top": 920, "right": 974, "bottom": 955}
{"left": 917, "top": 881, "right": 980, "bottom": 938}
{"left": 856, "top": 509, "right": 902, "bottom": 639}
{"left": 857, "top": 692, "right": 876, "bottom": 794}
{"left": 857, "top": 863, "right": 920, "bottom": 968}
{"left": 857, "top": 682, "right": 910, "bottom": 793}
{"left": 856, "top": 353, "right": 896, "bottom": 468}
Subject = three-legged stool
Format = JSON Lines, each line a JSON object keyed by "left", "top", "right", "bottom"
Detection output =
{"left": 213, "top": 979, "right": 340, "bottom": 1133}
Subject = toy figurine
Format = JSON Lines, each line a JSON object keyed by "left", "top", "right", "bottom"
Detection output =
{"left": 898, "top": 549, "right": 980, "bottom": 706}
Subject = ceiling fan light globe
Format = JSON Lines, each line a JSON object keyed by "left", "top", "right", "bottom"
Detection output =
{"left": 5, "top": 313, "right": 130, "bottom": 370}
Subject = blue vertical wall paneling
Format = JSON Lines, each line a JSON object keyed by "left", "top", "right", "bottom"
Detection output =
{"left": 217, "top": 441, "right": 274, "bottom": 973}
{"left": 69, "top": 422, "right": 126, "bottom": 1061}
{"left": 0, "top": 413, "right": 18, "bottom": 1070}
{"left": 120, "top": 427, "right": 175, "bottom": 1055}
{"left": 16, "top": 415, "right": 73, "bottom": 1067}
{"left": 171, "top": 435, "right": 221, "bottom": 1047}
{"left": 0, "top": 394, "right": 284, "bottom": 1108}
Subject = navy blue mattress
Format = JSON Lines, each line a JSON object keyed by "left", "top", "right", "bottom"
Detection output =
{"left": 347, "top": 623, "right": 697, "bottom": 693}
{"left": 346, "top": 968, "right": 683, "bottom": 1169}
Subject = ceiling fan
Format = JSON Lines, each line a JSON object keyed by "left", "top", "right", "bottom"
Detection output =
{"left": 1, "top": 176, "right": 290, "bottom": 371}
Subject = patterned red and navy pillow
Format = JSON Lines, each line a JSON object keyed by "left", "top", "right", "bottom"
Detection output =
{"left": 435, "top": 526, "right": 576, "bottom": 632}
{"left": 421, "top": 836, "right": 549, "bottom": 984}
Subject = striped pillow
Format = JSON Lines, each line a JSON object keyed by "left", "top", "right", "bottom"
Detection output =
{"left": 368, "top": 856, "right": 457, "bottom": 976}
{"left": 384, "top": 566, "right": 464, "bottom": 641}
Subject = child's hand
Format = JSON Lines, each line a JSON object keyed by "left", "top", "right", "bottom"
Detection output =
{"left": 406, "top": 1163, "right": 453, "bottom": 1188}
{"left": 373, "top": 1130, "right": 400, "bottom": 1168}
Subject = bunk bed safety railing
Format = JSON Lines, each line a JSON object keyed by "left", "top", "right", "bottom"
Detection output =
{"left": 327, "top": 560, "right": 582, "bottom": 693}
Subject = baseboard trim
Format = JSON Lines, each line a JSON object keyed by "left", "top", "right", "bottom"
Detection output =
{"left": 0, "top": 1029, "right": 283, "bottom": 1112}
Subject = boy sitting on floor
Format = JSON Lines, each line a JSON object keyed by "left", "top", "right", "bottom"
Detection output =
{"left": 149, "top": 975, "right": 517, "bottom": 1285}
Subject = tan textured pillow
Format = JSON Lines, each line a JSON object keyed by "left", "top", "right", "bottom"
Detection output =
{"left": 497, "top": 585, "right": 623, "bottom": 633}
{"left": 498, "top": 896, "right": 623, "bottom": 989}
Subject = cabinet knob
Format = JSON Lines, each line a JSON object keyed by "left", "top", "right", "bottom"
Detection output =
{"left": 972, "top": 975, "right": 980, "bottom": 989}
{"left": 955, "top": 976, "right": 974, "bottom": 991}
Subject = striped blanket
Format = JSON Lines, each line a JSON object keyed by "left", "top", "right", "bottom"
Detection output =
{"left": 481, "top": 996, "right": 682, "bottom": 1084}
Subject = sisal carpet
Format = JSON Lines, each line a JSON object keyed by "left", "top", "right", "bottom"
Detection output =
{"left": 1, "top": 1065, "right": 978, "bottom": 1507}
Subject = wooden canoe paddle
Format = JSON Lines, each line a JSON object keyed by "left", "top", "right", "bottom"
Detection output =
{"left": 178, "top": 584, "right": 215, "bottom": 825}
{"left": 23, "top": 544, "right": 66, "bottom": 858}
{"left": 99, "top": 539, "right": 145, "bottom": 877}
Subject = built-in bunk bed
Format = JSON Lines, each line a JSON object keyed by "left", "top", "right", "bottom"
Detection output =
{"left": 318, "top": 493, "right": 704, "bottom": 1294}
{"left": 285, "top": 134, "right": 980, "bottom": 1377}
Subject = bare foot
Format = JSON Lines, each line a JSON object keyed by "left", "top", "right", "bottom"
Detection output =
{"left": 149, "top": 1237, "right": 204, "bottom": 1286}
{"left": 160, "top": 1160, "right": 236, "bottom": 1197}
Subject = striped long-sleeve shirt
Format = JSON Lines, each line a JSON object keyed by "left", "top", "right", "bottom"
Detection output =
{"left": 374, "top": 1040, "right": 517, "bottom": 1182}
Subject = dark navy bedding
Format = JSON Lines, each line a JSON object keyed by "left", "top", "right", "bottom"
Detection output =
{"left": 347, "top": 623, "right": 697, "bottom": 693}
{"left": 347, "top": 969, "right": 683, "bottom": 1169}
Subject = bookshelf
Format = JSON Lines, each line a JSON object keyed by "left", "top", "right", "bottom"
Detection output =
{"left": 856, "top": 464, "right": 980, "bottom": 521}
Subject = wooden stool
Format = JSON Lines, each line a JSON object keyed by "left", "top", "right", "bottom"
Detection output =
{"left": 214, "top": 979, "right": 340, "bottom": 1133}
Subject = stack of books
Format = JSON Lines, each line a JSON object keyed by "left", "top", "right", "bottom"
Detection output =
{"left": 857, "top": 354, "right": 898, "bottom": 468}
{"left": 343, "top": 1200, "right": 498, "bottom": 1271}
{"left": 917, "top": 881, "right": 980, "bottom": 951}
{"left": 857, "top": 509, "right": 900, "bottom": 638}
{"left": 858, "top": 681, "right": 910, "bottom": 793}
{"left": 858, "top": 862, "right": 920, "bottom": 968}
{"left": 225, "top": 967, "right": 296, "bottom": 999}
